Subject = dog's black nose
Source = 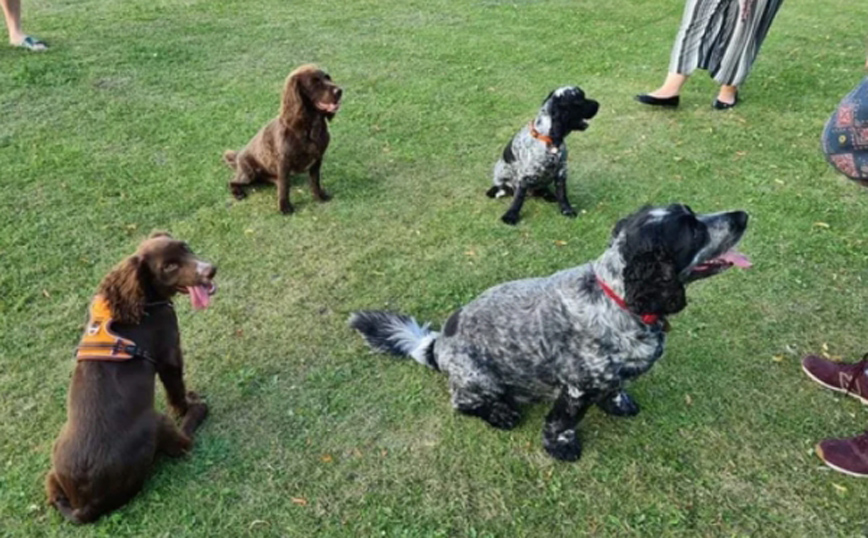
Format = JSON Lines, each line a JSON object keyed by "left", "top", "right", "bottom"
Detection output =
{"left": 335, "top": 87, "right": 343, "bottom": 100}
{"left": 732, "top": 211, "right": 749, "bottom": 230}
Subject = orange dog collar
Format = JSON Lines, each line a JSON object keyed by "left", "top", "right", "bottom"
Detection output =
{"left": 528, "top": 121, "right": 559, "bottom": 153}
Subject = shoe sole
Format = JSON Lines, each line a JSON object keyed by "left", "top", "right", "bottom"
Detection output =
{"left": 816, "top": 445, "right": 868, "bottom": 478}
{"left": 801, "top": 363, "right": 868, "bottom": 405}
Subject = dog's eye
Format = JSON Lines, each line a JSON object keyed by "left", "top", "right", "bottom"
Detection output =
{"left": 164, "top": 262, "right": 179, "bottom": 273}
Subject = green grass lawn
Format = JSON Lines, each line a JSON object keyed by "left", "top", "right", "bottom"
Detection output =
{"left": 2, "top": 0, "right": 868, "bottom": 535}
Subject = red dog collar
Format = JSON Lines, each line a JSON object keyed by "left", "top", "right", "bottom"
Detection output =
{"left": 596, "top": 276, "right": 663, "bottom": 327}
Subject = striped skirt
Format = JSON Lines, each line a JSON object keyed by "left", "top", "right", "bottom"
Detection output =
{"left": 669, "top": 0, "right": 784, "bottom": 86}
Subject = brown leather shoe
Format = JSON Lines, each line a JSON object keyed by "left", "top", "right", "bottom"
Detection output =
{"left": 801, "top": 354, "right": 868, "bottom": 404}
{"left": 817, "top": 432, "right": 868, "bottom": 477}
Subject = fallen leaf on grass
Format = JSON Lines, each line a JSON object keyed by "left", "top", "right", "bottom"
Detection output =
{"left": 774, "top": 179, "right": 785, "bottom": 185}
{"left": 464, "top": 250, "right": 476, "bottom": 256}
{"left": 321, "top": 454, "right": 333, "bottom": 463}
{"left": 42, "top": 289, "right": 50, "bottom": 298}
{"left": 554, "top": 240, "right": 567, "bottom": 247}
{"left": 684, "top": 394, "right": 693, "bottom": 406}
{"left": 772, "top": 355, "right": 784, "bottom": 363}
{"left": 291, "top": 497, "right": 308, "bottom": 506}
{"left": 814, "top": 222, "right": 830, "bottom": 228}
{"left": 832, "top": 483, "right": 847, "bottom": 494}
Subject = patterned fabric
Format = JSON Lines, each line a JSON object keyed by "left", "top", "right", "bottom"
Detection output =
{"left": 669, "top": 0, "right": 784, "bottom": 86}
{"left": 822, "top": 77, "right": 868, "bottom": 184}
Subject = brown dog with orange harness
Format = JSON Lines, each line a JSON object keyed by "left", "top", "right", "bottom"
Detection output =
{"left": 45, "top": 233, "right": 217, "bottom": 524}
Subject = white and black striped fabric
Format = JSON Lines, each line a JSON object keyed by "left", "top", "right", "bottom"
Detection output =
{"left": 668, "top": 0, "right": 784, "bottom": 86}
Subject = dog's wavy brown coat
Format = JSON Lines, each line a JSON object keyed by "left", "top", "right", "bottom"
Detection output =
{"left": 45, "top": 234, "right": 216, "bottom": 524}
{"left": 224, "top": 64, "right": 343, "bottom": 214}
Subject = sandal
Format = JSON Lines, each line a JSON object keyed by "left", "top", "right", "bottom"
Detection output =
{"left": 15, "top": 35, "right": 47, "bottom": 52}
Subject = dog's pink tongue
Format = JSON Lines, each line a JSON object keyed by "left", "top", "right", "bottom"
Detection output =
{"left": 188, "top": 285, "right": 211, "bottom": 310}
{"left": 719, "top": 250, "right": 752, "bottom": 268}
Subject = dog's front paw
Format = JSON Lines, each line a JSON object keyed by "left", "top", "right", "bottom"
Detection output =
{"left": 316, "top": 190, "right": 332, "bottom": 202}
{"left": 186, "top": 391, "right": 203, "bottom": 405}
{"left": 561, "top": 206, "right": 578, "bottom": 218}
{"left": 279, "top": 201, "right": 295, "bottom": 215}
{"left": 230, "top": 186, "right": 246, "bottom": 200}
{"left": 485, "top": 186, "right": 501, "bottom": 198}
{"left": 597, "top": 391, "right": 640, "bottom": 417}
{"left": 543, "top": 428, "right": 582, "bottom": 461}
{"left": 501, "top": 212, "right": 520, "bottom": 226}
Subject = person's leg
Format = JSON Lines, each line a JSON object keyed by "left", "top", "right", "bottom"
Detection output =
{"left": 647, "top": 73, "right": 690, "bottom": 99}
{"left": 638, "top": 0, "right": 719, "bottom": 103}
{"left": 715, "top": 84, "right": 739, "bottom": 105}
{"left": 1, "top": 0, "right": 24, "bottom": 45}
{"left": 2, "top": 0, "right": 46, "bottom": 50}
{"left": 711, "top": 0, "right": 784, "bottom": 105}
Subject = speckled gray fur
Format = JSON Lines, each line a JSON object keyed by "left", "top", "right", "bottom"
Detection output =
{"left": 488, "top": 86, "right": 599, "bottom": 225}
{"left": 350, "top": 205, "right": 749, "bottom": 461}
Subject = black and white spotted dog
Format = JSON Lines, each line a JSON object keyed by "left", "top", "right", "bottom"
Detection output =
{"left": 487, "top": 86, "right": 599, "bottom": 225}
{"left": 350, "top": 205, "right": 751, "bottom": 461}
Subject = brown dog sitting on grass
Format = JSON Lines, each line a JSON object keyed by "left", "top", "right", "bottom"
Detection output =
{"left": 45, "top": 233, "right": 217, "bottom": 524}
{"left": 224, "top": 64, "right": 343, "bottom": 214}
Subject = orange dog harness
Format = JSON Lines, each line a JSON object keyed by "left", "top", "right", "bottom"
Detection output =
{"left": 76, "top": 295, "right": 154, "bottom": 363}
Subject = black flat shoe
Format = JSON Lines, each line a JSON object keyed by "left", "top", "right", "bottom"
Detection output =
{"left": 635, "top": 94, "right": 680, "bottom": 108}
{"left": 713, "top": 92, "right": 739, "bottom": 110}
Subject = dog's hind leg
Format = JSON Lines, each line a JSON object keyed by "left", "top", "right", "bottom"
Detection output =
{"left": 45, "top": 471, "right": 101, "bottom": 524}
{"left": 228, "top": 153, "right": 259, "bottom": 200}
{"left": 156, "top": 414, "right": 194, "bottom": 457}
{"left": 500, "top": 183, "right": 529, "bottom": 225}
{"left": 554, "top": 169, "right": 577, "bottom": 218}
{"left": 450, "top": 381, "right": 520, "bottom": 430}
{"left": 542, "top": 386, "right": 594, "bottom": 461}
{"left": 46, "top": 471, "right": 79, "bottom": 524}
{"left": 488, "top": 160, "right": 516, "bottom": 199}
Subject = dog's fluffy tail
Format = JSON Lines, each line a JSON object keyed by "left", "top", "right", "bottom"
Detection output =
{"left": 348, "top": 311, "right": 439, "bottom": 370}
{"left": 223, "top": 150, "right": 238, "bottom": 169}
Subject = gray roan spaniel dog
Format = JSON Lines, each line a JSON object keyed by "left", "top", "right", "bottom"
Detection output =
{"left": 487, "top": 86, "right": 599, "bottom": 225}
{"left": 350, "top": 205, "right": 750, "bottom": 461}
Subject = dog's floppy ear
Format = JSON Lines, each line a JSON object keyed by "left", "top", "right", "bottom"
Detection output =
{"left": 280, "top": 71, "right": 305, "bottom": 125}
{"left": 623, "top": 248, "right": 686, "bottom": 316}
{"left": 98, "top": 255, "right": 148, "bottom": 324}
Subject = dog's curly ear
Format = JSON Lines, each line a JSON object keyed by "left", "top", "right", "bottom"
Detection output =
{"left": 280, "top": 71, "right": 305, "bottom": 126}
{"left": 98, "top": 255, "right": 148, "bottom": 324}
{"left": 623, "top": 248, "right": 686, "bottom": 316}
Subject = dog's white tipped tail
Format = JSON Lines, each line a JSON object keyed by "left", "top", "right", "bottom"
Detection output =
{"left": 348, "top": 311, "right": 439, "bottom": 370}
